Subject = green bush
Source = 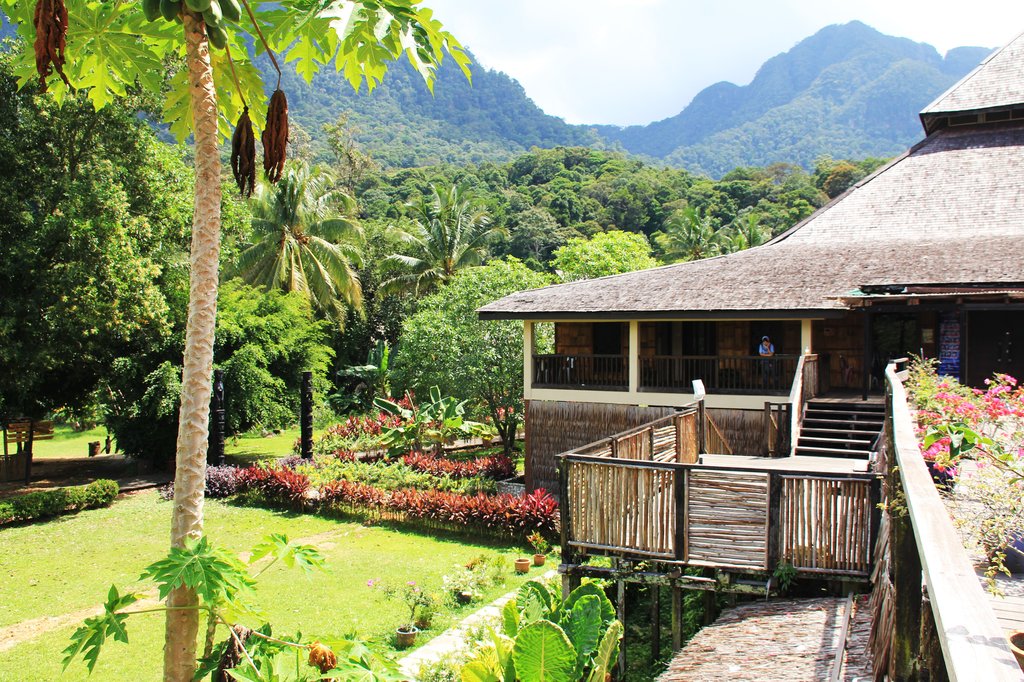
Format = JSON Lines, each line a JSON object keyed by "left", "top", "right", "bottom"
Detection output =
{"left": 0, "top": 479, "right": 119, "bottom": 525}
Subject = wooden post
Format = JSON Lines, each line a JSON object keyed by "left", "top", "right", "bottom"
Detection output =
{"left": 208, "top": 369, "right": 226, "bottom": 466}
{"left": 300, "top": 371, "right": 313, "bottom": 459}
{"left": 702, "top": 589, "right": 716, "bottom": 626}
{"left": 697, "top": 399, "right": 707, "bottom": 454}
{"left": 671, "top": 584, "right": 683, "bottom": 650}
{"left": 23, "top": 421, "right": 33, "bottom": 484}
{"left": 763, "top": 402, "right": 772, "bottom": 456}
{"left": 890, "top": 464, "right": 922, "bottom": 679}
{"left": 674, "top": 469, "right": 686, "bottom": 561}
{"left": 650, "top": 584, "right": 661, "bottom": 664}
{"left": 863, "top": 311, "right": 873, "bottom": 401}
{"left": 767, "top": 473, "right": 782, "bottom": 572}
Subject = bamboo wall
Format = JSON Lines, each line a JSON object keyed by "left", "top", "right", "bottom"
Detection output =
{"left": 686, "top": 470, "right": 769, "bottom": 569}
{"left": 781, "top": 476, "right": 873, "bottom": 574}
{"left": 526, "top": 400, "right": 676, "bottom": 492}
{"left": 707, "top": 407, "right": 763, "bottom": 455}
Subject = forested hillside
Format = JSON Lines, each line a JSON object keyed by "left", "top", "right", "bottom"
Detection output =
{"left": 597, "top": 22, "right": 990, "bottom": 176}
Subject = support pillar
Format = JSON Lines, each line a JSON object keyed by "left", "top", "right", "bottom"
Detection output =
{"left": 650, "top": 584, "right": 661, "bottom": 664}
{"left": 628, "top": 320, "right": 639, "bottom": 394}
{"left": 300, "top": 371, "right": 313, "bottom": 459}
{"left": 863, "top": 311, "right": 874, "bottom": 401}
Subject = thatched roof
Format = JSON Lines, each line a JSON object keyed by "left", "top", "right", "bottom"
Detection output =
{"left": 921, "top": 32, "right": 1024, "bottom": 127}
{"left": 480, "top": 120, "right": 1024, "bottom": 321}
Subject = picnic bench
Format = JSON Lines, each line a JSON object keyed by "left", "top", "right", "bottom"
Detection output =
{"left": 2, "top": 419, "right": 54, "bottom": 483}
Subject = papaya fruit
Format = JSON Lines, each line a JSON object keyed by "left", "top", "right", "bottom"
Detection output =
{"left": 220, "top": 0, "right": 241, "bottom": 23}
{"left": 202, "top": 0, "right": 223, "bottom": 26}
{"left": 159, "top": 0, "right": 180, "bottom": 21}
{"left": 183, "top": 0, "right": 211, "bottom": 12}
{"left": 141, "top": 0, "right": 162, "bottom": 22}
{"left": 206, "top": 23, "right": 228, "bottom": 49}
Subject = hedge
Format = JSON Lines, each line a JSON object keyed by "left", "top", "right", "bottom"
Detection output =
{"left": 234, "top": 465, "right": 558, "bottom": 541}
{"left": 0, "top": 479, "right": 120, "bottom": 525}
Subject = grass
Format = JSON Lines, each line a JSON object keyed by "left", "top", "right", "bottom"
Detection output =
{"left": 0, "top": 490, "right": 538, "bottom": 681}
{"left": 223, "top": 427, "right": 301, "bottom": 464}
{"left": 23, "top": 425, "right": 110, "bottom": 460}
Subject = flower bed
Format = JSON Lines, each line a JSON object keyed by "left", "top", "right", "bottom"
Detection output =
{"left": 233, "top": 463, "right": 558, "bottom": 540}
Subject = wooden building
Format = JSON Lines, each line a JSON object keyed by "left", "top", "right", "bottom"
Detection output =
{"left": 480, "top": 35, "right": 1024, "bottom": 494}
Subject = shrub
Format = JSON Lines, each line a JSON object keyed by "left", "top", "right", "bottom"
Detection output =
{"left": 401, "top": 451, "right": 515, "bottom": 480}
{"left": 159, "top": 465, "right": 241, "bottom": 500}
{"left": 236, "top": 466, "right": 311, "bottom": 509}
{"left": 0, "top": 479, "right": 119, "bottom": 525}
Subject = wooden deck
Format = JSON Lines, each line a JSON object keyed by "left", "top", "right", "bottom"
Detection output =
{"left": 699, "top": 454, "right": 870, "bottom": 474}
{"left": 987, "top": 574, "right": 1024, "bottom": 634}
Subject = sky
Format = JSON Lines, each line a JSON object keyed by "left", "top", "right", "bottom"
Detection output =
{"left": 426, "top": 0, "right": 1024, "bottom": 127}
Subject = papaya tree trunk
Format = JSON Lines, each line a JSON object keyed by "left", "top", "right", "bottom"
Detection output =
{"left": 164, "top": 10, "right": 222, "bottom": 681}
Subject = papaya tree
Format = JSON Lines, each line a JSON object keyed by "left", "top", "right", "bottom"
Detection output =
{"left": 0, "top": 1, "right": 468, "bottom": 679}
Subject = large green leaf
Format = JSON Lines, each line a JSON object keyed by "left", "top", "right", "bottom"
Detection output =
{"left": 565, "top": 595, "right": 602, "bottom": 658}
{"left": 501, "top": 599, "right": 521, "bottom": 637}
{"left": 511, "top": 621, "right": 577, "bottom": 682}
{"left": 563, "top": 582, "right": 615, "bottom": 625}
{"left": 584, "top": 621, "right": 623, "bottom": 682}
{"left": 61, "top": 585, "right": 140, "bottom": 672}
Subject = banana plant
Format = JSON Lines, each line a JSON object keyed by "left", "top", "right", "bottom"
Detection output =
{"left": 373, "top": 386, "right": 482, "bottom": 455}
{"left": 460, "top": 580, "right": 623, "bottom": 682}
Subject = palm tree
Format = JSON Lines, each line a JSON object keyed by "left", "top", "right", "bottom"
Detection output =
{"left": 720, "top": 211, "right": 770, "bottom": 253}
{"left": 654, "top": 206, "right": 725, "bottom": 262}
{"left": 381, "top": 181, "right": 505, "bottom": 295}
{"left": 234, "top": 164, "right": 363, "bottom": 324}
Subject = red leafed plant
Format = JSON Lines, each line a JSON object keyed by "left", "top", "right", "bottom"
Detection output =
{"left": 236, "top": 466, "right": 310, "bottom": 509}
{"left": 400, "top": 451, "right": 515, "bottom": 480}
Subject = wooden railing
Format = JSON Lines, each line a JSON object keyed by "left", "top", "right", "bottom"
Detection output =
{"left": 639, "top": 354, "right": 799, "bottom": 394}
{"left": 559, "top": 454, "right": 878, "bottom": 576}
{"left": 764, "top": 402, "right": 790, "bottom": 457}
{"left": 566, "top": 410, "right": 700, "bottom": 464}
{"left": 871, "top": 361, "right": 1023, "bottom": 680}
{"left": 532, "top": 354, "right": 627, "bottom": 390}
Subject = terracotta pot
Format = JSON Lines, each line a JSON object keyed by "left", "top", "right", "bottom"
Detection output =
{"left": 1009, "top": 631, "right": 1024, "bottom": 671}
{"left": 514, "top": 558, "right": 531, "bottom": 573}
{"left": 533, "top": 554, "right": 546, "bottom": 567}
{"left": 456, "top": 590, "right": 473, "bottom": 604}
{"left": 396, "top": 626, "right": 418, "bottom": 648}
{"left": 414, "top": 616, "right": 432, "bottom": 630}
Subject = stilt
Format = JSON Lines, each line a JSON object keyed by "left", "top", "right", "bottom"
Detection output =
{"left": 650, "top": 584, "right": 661, "bottom": 663}
{"left": 702, "top": 589, "right": 716, "bottom": 626}
{"left": 671, "top": 585, "right": 683, "bottom": 650}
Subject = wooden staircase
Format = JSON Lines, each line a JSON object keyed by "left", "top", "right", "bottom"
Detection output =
{"left": 795, "top": 400, "right": 884, "bottom": 459}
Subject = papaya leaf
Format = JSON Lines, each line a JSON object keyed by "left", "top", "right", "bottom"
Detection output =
{"left": 250, "top": 533, "right": 327, "bottom": 573}
{"left": 510, "top": 620, "right": 577, "bottom": 682}
{"left": 61, "top": 586, "right": 139, "bottom": 672}
{"left": 141, "top": 536, "right": 253, "bottom": 605}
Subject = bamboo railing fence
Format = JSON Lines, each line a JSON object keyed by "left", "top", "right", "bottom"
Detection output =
{"left": 560, "top": 454, "right": 878, "bottom": 575}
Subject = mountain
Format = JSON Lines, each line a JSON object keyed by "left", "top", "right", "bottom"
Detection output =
{"left": 595, "top": 22, "right": 991, "bottom": 176}
{"left": 280, "top": 51, "right": 604, "bottom": 167}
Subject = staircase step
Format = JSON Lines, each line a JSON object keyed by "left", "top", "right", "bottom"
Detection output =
{"left": 794, "top": 445, "right": 872, "bottom": 458}
{"left": 807, "top": 401, "right": 885, "bottom": 413}
{"left": 798, "top": 436, "right": 873, "bottom": 447}
{"left": 804, "top": 408, "right": 884, "bottom": 421}
{"left": 801, "top": 427, "right": 878, "bottom": 437}
{"left": 803, "top": 418, "right": 882, "bottom": 430}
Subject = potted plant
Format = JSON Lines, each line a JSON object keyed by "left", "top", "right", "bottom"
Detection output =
{"left": 442, "top": 569, "right": 480, "bottom": 604}
{"left": 414, "top": 593, "right": 439, "bottom": 630}
{"left": 514, "top": 557, "right": 531, "bottom": 573}
{"left": 1009, "top": 630, "right": 1024, "bottom": 671}
{"left": 371, "top": 579, "right": 433, "bottom": 648}
{"left": 527, "top": 532, "right": 550, "bottom": 566}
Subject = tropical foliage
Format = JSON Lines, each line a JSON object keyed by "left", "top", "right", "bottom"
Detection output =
{"left": 235, "top": 164, "right": 364, "bottom": 324}
{"left": 382, "top": 181, "right": 505, "bottom": 296}
{"left": 551, "top": 230, "right": 657, "bottom": 281}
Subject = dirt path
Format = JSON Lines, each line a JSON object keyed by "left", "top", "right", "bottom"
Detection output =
{"left": 0, "top": 526, "right": 348, "bottom": 652}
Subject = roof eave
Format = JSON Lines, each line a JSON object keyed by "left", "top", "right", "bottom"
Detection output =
{"left": 477, "top": 308, "right": 848, "bottom": 321}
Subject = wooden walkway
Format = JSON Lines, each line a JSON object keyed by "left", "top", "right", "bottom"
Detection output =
{"left": 987, "top": 573, "right": 1024, "bottom": 634}
{"left": 657, "top": 597, "right": 873, "bottom": 681}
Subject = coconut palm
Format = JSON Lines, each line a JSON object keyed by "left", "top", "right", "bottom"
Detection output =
{"left": 720, "top": 211, "right": 771, "bottom": 253}
{"left": 654, "top": 206, "right": 726, "bottom": 262}
{"left": 381, "top": 181, "right": 505, "bottom": 296}
{"left": 234, "top": 164, "right": 363, "bottom": 324}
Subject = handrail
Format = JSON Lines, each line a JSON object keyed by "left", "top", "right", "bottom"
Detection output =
{"left": 788, "top": 354, "right": 806, "bottom": 456}
{"left": 885, "top": 363, "right": 1022, "bottom": 680}
{"left": 563, "top": 405, "right": 699, "bottom": 457}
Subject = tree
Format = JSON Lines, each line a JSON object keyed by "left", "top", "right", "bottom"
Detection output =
{"left": 392, "top": 259, "right": 552, "bottom": 454}
{"left": 381, "top": 180, "right": 505, "bottom": 295}
{"left": 719, "top": 210, "right": 770, "bottom": 253}
{"left": 1, "top": 1, "right": 468, "bottom": 678}
{"left": 550, "top": 230, "right": 657, "bottom": 281}
{"left": 234, "top": 163, "right": 363, "bottom": 325}
{"left": 653, "top": 206, "right": 725, "bottom": 263}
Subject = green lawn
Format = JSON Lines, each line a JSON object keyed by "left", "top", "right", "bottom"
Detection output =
{"left": 223, "top": 427, "right": 300, "bottom": 464}
{"left": 25, "top": 425, "right": 110, "bottom": 460}
{"left": 0, "top": 491, "right": 537, "bottom": 681}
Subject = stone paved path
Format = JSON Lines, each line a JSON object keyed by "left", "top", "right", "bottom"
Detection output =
{"left": 398, "top": 570, "right": 556, "bottom": 680}
{"left": 657, "top": 596, "right": 873, "bottom": 681}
